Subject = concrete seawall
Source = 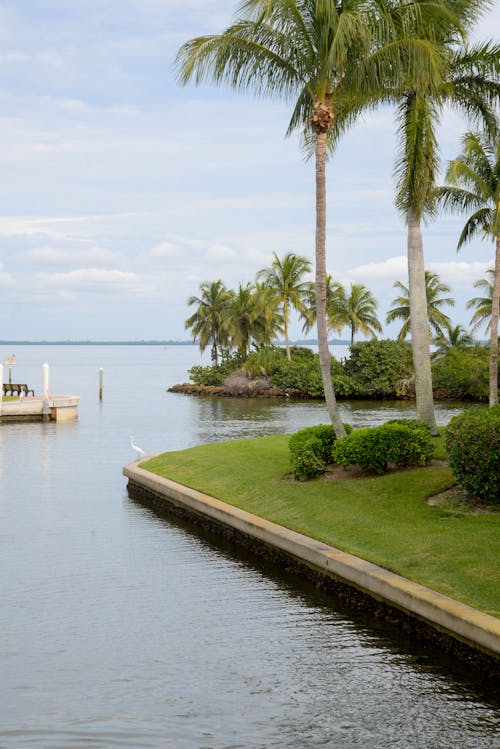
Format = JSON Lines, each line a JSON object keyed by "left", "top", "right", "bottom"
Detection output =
{"left": 123, "top": 458, "right": 500, "bottom": 677}
{"left": 0, "top": 395, "right": 80, "bottom": 423}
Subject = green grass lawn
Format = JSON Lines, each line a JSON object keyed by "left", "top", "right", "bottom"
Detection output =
{"left": 142, "top": 434, "right": 500, "bottom": 618}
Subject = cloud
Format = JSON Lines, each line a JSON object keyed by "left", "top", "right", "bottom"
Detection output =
{"left": 0, "top": 262, "right": 14, "bottom": 286}
{"left": 145, "top": 242, "right": 182, "bottom": 260}
{"left": 204, "top": 244, "right": 237, "bottom": 263}
{"left": 427, "top": 260, "right": 490, "bottom": 285}
{"left": 24, "top": 246, "right": 123, "bottom": 268}
{"left": 37, "top": 268, "right": 145, "bottom": 295}
{"left": 346, "top": 256, "right": 407, "bottom": 281}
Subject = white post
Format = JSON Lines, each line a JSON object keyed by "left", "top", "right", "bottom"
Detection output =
{"left": 0, "top": 364, "right": 3, "bottom": 417}
{"left": 42, "top": 362, "right": 50, "bottom": 420}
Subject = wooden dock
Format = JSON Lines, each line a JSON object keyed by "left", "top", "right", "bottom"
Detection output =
{"left": 0, "top": 395, "right": 80, "bottom": 423}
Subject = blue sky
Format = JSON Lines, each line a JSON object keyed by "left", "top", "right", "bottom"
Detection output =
{"left": 0, "top": 0, "right": 499, "bottom": 342}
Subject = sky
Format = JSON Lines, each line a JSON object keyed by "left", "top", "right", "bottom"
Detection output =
{"left": 0, "top": 0, "right": 499, "bottom": 342}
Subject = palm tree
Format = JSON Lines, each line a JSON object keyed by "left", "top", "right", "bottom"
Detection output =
{"left": 391, "top": 4, "right": 500, "bottom": 430}
{"left": 225, "top": 282, "right": 273, "bottom": 359}
{"left": 433, "top": 324, "right": 474, "bottom": 358}
{"left": 256, "top": 251, "right": 311, "bottom": 360}
{"left": 301, "top": 276, "right": 347, "bottom": 338}
{"left": 343, "top": 282, "right": 382, "bottom": 346}
{"left": 185, "top": 279, "right": 231, "bottom": 364}
{"left": 387, "top": 270, "right": 455, "bottom": 343}
{"left": 175, "top": 0, "right": 448, "bottom": 437}
{"left": 253, "top": 280, "right": 284, "bottom": 348}
{"left": 466, "top": 268, "right": 495, "bottom": 333}
{"left": 437, "top": 131, "right": 500, "bottom": 405}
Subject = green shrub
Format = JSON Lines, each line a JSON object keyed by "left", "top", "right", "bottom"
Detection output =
{"left": 333, "top": 423, "right": 434, "bottom": 475}
{"left": 385, "top": 418, "right": 433, "bottom": 437}
{"left": 339, "top": 340, "right": 414, "bottom": 398}
{"left": 445, "top": 407, "right": 500, "bottom": 505}
{"left": 270, "top": 357, "right": 325, "bottom": 397}
{"left": 188, "top": 352, "right": 241, "bottom": 385}
{"left": 289, "top": 423, "right": 352, "bottom": 480}
{"left": 432, "top": 345, "right": 494, "bottom": 401}
{"left": 289, "top": 346, "right": 316, "bottom": 361}
{"left": 290, "top": 437, "right": 326, "bottom": 480}
{"left": 244, "top": 346, "right": 286, "bottom": 378}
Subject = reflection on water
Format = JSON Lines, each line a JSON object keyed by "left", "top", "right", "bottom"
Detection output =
{"left": 193, "top": 395, "right": 467, "bottom": 445}
{"left": 0, "top": 345, "right": 498, "bottom": 748}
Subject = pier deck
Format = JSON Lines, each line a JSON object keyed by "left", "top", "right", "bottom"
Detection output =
{"left": 0, "top": 395, "right": 80, "bottom": 423}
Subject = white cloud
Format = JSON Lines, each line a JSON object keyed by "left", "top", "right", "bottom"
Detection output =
{"left": 37, "top": 268, "right": 144, "bottom": 294}
{"left": 25, "top": 246, "right": 123, "bottom": 268}
{"left": 346, "top": 256, "right": 407, "bottom": 281}
{"left": 204, "top": 244, "right": 237, "bottom": 263}
{"left": 0, "top": 262, "right": 13, "bottom": 286}
{"left": 146, "top": 242, "right": 182, "bottom": 260}
{"left": 428, "top": 260, "right": 491, "bottom": 285}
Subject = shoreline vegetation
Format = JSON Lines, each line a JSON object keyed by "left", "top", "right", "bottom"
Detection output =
{"left": 142, "top": 433, "right": 499, "bottom": 619}
{"left": 169, "top": 341, "right": 497, "bottom": 402}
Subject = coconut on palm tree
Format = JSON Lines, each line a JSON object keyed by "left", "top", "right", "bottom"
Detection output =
{"left": 185, "top": 279, "right": 231, "bottom": 364}
{"left": 390, "top": 2, "right": 499, "bottom": 430}
{"left": 386, "top": 270, "right": 455, "bottom": 343}
{"left": 175, "top": 0, "right": 450, "bottom": 437}
{"left": 436, "top": 131, "right": 500, "bottom": 405}
{"left": 256, "top": 251, "right": 311, "bottom": 360}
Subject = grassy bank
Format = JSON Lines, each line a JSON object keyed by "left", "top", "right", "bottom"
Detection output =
{"left": 142, "top": 435, "right": 499, "bottom": 618}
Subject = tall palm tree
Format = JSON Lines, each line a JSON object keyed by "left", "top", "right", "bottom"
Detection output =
{"left": 466, "top": 268, "right": 495, "bottom": 333}
{"left": 386, "top": 270, "right": 455, "bottom": 342}
{"left": 343, "top": 282, "right": 382, "bottom": 346}
{"left": 437, "top": 131, "right": 500, "bottom": 405}
{"left": 392, "top": 2, "right": 499, "bottom": 430}
{"left": 185, "top": 279, "right": 231, "bottom": 364}
{"left": 176, "top": 0, "right": 448, "bottom": 437}
{"left": 257, "top": 251, "right": 311, "bottom": 360}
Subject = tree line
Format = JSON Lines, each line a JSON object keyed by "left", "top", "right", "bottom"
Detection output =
{"left": 176, "top": 0, "right": 500, "bottom": 431}
{"left": 185, "top": 254, "right": 497, "bottom": 378}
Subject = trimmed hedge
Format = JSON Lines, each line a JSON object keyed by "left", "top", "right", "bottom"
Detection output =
{"left": 333, "top": 423, "right": 434, "bottom": 475}
{"left": 289, "top": 423, "right": 351, "bottom": 480}
{"left": 385, "top": 418, "right": 433, "bottom": 436}
{"left": 445, "top": 406, "right": 500, "bottom": 505}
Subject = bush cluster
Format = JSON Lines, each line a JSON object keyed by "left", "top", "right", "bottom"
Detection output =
{"left": 338, "top": 340, "right": 414, "bottom": 398}
{"left": 188, "top": 353, "right": 242, "bottom": 386}
{"left": 333, "top": 421, "right": 434, "bottom": 474}
{"left": 445, "top": 406, "right": 500, "bottom": 505}
{"left": 288, "top": 424, "right": 351, "bottom": 480}
{"left": 432, "top": 346, "right": 493, "bottom": 401}
{"left": 187, "top": 340, "right": 497, "bottom": 402}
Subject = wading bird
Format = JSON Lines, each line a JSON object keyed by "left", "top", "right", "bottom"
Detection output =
{"left": 129, "top": 435, "right": 145, "bottom": 459}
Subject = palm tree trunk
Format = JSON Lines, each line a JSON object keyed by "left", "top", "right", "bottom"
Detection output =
{"left": 489, "top": 236, "right": 500, "bottom": 406}
{"left": 407, "top": 207, "right": 438, "bottom": 434}
{"left": 315, "top": 131, "right": 346, "bottom": 438}
{"left": 284, "top": 299, "right": 291, "bottom": 360}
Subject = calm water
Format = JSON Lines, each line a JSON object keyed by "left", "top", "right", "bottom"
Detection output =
{"left": 0, "top": 345, "right": 498, "bottom": 749}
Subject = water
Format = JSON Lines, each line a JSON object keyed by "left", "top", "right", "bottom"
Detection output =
{"left": 0, "top": 345, "right": 498, "bottom": 749}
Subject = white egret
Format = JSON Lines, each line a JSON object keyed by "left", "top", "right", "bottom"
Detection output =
{"left": 129, "top": 435, "right": 145, "bottom": 459}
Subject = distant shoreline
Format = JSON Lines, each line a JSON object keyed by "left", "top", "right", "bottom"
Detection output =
{"left": 0, "top": 339, "right": 350, "bottom": 347}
